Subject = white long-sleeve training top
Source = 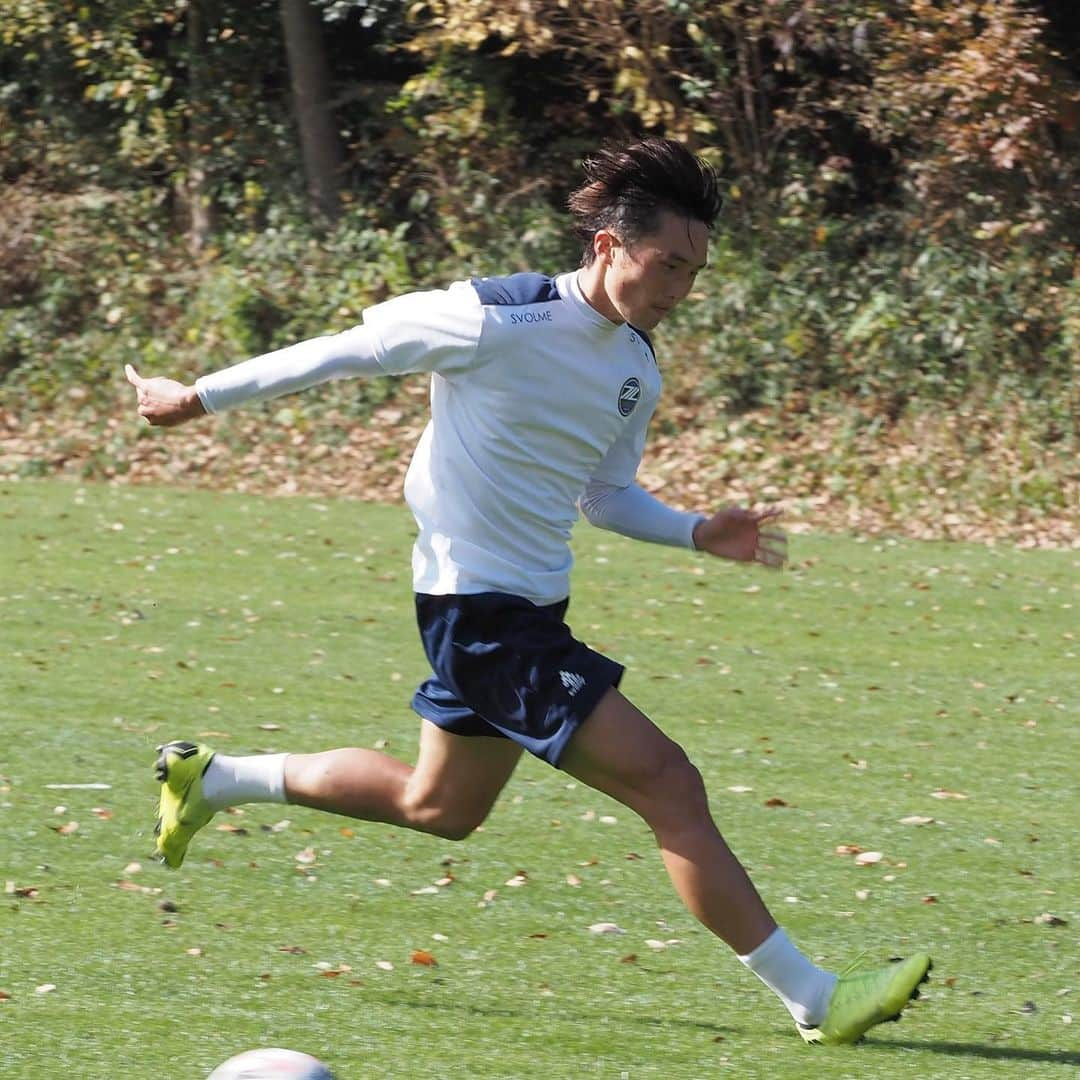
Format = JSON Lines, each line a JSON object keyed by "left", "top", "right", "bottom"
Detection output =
{"left": 195, "top": 270, "right": 704, "bottom": 606}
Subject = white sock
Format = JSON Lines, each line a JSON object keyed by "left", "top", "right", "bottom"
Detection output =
{"left": 738, "top": 927, "right": 837, "bottom": 1026}
{"left": 201, "top": 752, "right": 290, "bottom": 811}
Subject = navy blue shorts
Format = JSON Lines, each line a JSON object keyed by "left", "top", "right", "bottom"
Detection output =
{"left": 411, "top": 592, "right": 624, "bottom": 767}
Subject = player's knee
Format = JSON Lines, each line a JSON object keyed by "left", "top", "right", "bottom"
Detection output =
{"left": 401, "top": 788, "right": 484, "bottom": 841}
{"left": 426, "top": 812, "right": 481, "bottom": 842}
{"left": 638, "top": 744, "right": 709, "bottom": 822}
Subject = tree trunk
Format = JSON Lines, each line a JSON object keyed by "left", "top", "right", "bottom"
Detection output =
{"left": 185, "top": 0, "right": 214, "bottom": 253}
{"left": 279, "top": 0, "right": 344, "bottom": 225}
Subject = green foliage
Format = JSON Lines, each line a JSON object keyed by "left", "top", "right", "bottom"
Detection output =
{"left": 1, "top": 0, "right": 1077, "bottom": 475}
{"left": 666, "top": 214, "right": 1075, "bottom": 423}
{"left": 0, "top": 189, "right": 413, "bottom": 413}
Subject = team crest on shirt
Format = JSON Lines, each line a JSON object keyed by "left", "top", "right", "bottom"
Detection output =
{"left": 618, "top": 377, "right": 642, "bottom": 417}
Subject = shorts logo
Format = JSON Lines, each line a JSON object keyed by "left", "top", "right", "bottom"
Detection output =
{"left": 559, "top": 670, "right": 586, "bottom": 697}
{"left": 618, "top": 377, "right": 641, "bottom": 417}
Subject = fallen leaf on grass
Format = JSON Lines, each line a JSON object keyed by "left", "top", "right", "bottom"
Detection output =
{"left": 35, "top": 984, "right": 56, "bottom": 994}
{"left": 410, "top": 950, "right": 437, "bottom": 967}
{"left": 931, "top": 789, "right": 968, "bottom": 800}
{"left": 0, "top": 990, "right": 11, "bottom": 1001}
{"left": 113, "top": 879, "right": 162, "bottom": 895}
{"left": 317, "top": 964, "right": 352, "bottom": 977}
{"left": 1034, "top": 913, "right": 1068, "bottom": 927}
{"left": 49, "top": 821, "right": 79, "bottom": 835}
{"left": 589, "top": 922, "right": 625, "bottom": 935}
{"left": 835, "top": 844, "right": 864, "bottom": 856}
{"left": 763, "top": 797, "right": 788, "bottom": 808}
{"left": 854, "top": 851, "right": 884, "bottom": 866}
{"left": 900, "top": 815, "right": 936, "bottom": 826}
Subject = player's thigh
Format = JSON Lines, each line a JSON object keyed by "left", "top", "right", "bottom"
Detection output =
{"left": 405, "top": 720, "right": 524, "bottom": 823}
{"left": 559, "top": 687, "right": 706, "bottom": 825}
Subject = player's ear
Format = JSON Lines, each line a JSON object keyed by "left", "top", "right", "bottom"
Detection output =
{"left": 593, "top": 228, "right": 619, "bottom": 266}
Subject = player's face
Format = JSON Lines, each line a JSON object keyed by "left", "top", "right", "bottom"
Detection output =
{"left": 605, "top": 209, "right": 709, "bottom": 330}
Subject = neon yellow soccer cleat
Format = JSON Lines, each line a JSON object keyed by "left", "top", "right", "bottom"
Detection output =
{"left": 153, "top": 741, "right": 216, "bottom": 868}
{"left": 798, "top": 952, "right": 932, "bottom": 1045}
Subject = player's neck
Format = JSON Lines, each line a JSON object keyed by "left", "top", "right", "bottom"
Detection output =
{"left": 575, "top": 264, "right": 625, "bottom": 326}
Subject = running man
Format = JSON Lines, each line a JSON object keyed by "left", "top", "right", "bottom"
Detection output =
{"left": 126, "top": 137, "right": 930, "bottom": 1044}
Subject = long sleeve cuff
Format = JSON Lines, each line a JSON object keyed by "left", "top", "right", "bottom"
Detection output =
{"left": 579, "top": 480, "right": 705, "bottom": 549}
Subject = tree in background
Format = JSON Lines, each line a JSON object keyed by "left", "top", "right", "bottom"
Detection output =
{"left": 401, "top": 0, "right": 1079, "bottom": 239}
{"left": 0, "top": 0, "right": 1076, "bottom": 419}
{"left": 279, "top": 0, "right": 344, "bottom": 224}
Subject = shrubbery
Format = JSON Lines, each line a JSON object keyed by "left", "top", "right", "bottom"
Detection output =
{"left": 667, "top": 215, "right": 1075, "bottom": 425}
{"left": 1, "top": 1, "right": 1075, "bottom": 542}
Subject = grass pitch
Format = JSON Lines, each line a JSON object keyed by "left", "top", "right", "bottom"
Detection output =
{"left": 1, "top": 480, "right": 1076, "bottom": 1078}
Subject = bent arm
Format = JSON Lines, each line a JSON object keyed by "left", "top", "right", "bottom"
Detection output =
{"left": 579, "top": 479, "right": 705, "bottom": 549}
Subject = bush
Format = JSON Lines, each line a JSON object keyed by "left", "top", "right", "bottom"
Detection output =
{"left": 665, "top": 214, "right": 1076, "bottom": 427}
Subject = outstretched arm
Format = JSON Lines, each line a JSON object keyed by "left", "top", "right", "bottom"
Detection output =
{"left": 124, "top": 324, "right": 385, "bottom": 428}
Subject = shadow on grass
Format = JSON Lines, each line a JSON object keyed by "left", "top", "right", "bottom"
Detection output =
{"left": 867, "top": 1039, "right": 1080, "bottom": 1067}
{"left": 363, "top": 991, "right": 735, "bottom": 1037}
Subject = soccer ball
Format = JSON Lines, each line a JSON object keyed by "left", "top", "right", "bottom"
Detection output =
{"left": 207, "top": 1047, "right": 336, "bottom": 1079}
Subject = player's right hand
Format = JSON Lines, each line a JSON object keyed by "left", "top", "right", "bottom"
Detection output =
{"left": 125, "top": 364, "right": 206, "bottom": 427}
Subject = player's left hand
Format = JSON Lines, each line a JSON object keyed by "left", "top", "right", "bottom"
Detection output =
{"left": 692, "top": 506, "right": 787, "bottom": 569}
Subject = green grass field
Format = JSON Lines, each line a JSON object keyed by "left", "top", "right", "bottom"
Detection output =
{"left": 2, "top": 479, "right": 1076, "bottom": 1079}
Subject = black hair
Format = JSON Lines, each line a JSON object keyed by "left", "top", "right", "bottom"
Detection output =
{"left": 567, "top": 137, "right": 723, "bottom": 265}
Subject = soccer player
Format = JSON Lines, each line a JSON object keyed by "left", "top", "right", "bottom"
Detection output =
{"left": 126, "top": 137, "right": 930, "bottom": 1044}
